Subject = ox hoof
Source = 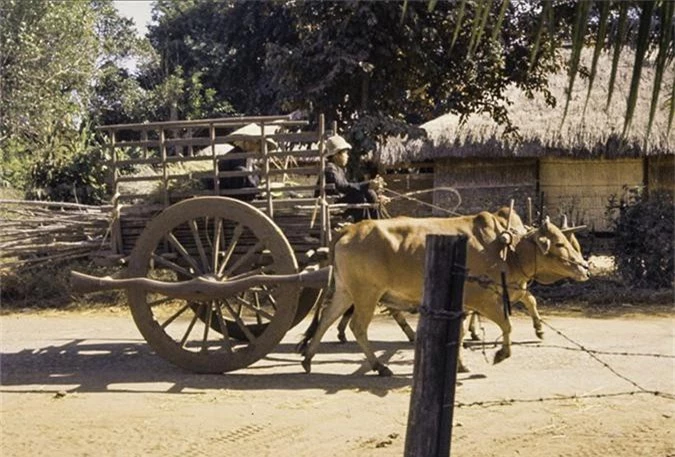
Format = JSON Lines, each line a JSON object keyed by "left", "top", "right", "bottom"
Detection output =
{"left": 301, "top": 358, "right": 312, "bottom": 374}
{"left": 337, "top": 331, "right": 348, "bottom": 344}
{"left": 493, "top": 349, "right": 510, "bottom": 365}
{"left": 470, "top": 332, "right": 481, "bottom": 341}
{"left": 375, "top": 364, "right": 393, "bottom": 377}
{"left": 535, "top": 329, "right": 544, "bottom": 340}
{"left": 457, "top": 363, "right": 470, "bottom": 373}
{"left": 295, "top": 343, "right": 307, "bottom": 356}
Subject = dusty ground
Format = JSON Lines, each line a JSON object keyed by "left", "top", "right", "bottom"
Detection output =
{"left": 1, "top": 306, "right": 674, "bottom": 457}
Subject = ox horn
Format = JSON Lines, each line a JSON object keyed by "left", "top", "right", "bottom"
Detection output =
{"left": 561, "top": 224, "right": 587, "bottom": 234}
{"left": 561, "top": 214, "right": 569, "bottom": 229}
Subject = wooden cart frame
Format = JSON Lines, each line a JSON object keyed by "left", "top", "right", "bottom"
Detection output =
{"left": 72, "top": 113, "right": 373, "bottom": 373}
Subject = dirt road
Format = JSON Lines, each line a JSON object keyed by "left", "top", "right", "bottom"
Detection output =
{"left": 1, "top": 307, "right": 673, "bottom": 457}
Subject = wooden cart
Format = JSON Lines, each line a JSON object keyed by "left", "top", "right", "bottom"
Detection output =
{"left": 71, "top": 114, "right": 369, "bottom": 373}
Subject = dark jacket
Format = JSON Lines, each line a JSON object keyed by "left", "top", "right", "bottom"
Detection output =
{"left": 219, "top": 146, "right": 259, "bottom": 194}
{"left": 204, "top": 145, "right": 259, "bottom": 201}
{"left": 316, "top": 162, "right": 380, "bottom": 221}
{"left": 316, "top": 162, "right": 370, "bottom": 201}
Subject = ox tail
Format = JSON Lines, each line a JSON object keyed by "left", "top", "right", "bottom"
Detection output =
{"left": 296, "top": 225, "right": 352, "bottom": 354}
{"left": 296, "top": 304, "right": 321, "bottom": 354}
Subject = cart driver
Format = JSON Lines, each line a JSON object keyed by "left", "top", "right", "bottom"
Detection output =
{"left": 316, "top": 135, "right": 389, "bottom": 222}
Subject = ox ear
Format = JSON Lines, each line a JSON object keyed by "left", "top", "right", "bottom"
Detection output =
{"left": 535, "top": 220, "right": 553, "bottom": 254}
{"left": 476, "top": 211, "right": 503, "bottom": 246}
{"left": 535, "top": 235, "right": 551, "bottom": 254}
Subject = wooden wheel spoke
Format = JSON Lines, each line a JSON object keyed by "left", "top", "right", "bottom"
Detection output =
{"left": 201, "top": 303, "right": 212, "bottom": 353}
{"left": 166, "top": 232, "right": 202, "bottom": 275}
{"left": 151, "top": 253, "right": 195, "bottom": 278}
{"left": 180, "top": 305, "right": 202, "bottom": 347}
{"left": 226, "top": 267, "right": 265, "bottom": 281}
{"left": 253, "top": 293, "right": 264, "bottom": 325}
{"left": 222, "top": 300, "right": 257, "bottom": 343}
{"left": 189, "top": 219, "right": 210, "bottom": 274}
{"left": 258, "top": 285, "right": 278, "bottom": 311}
{"left": 231, "top": 294, "right": 274, "bottom": 321}
{"left": 160, "top": 302, "right": 192, "bottom": 329}
{"left": 212, "top": 218, "right": 223, "bottom": 273}
{"left": 214, "top": 302, "right": 233, "bottom": 353}
{"left": 224, "top": 240, "right": 264, "bottom": 278}
{"left": 217, "top": 223, "right": 244, "bottom": 277}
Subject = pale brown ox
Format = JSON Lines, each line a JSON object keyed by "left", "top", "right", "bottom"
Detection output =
{"left": 465, "top": 212, "right": 584, "bottom": 341}
{"left": 299, "top": 210, "right": 590, "bottom": 376}
{"left": 334, "top": 208, "right": 571, "bottom": 343}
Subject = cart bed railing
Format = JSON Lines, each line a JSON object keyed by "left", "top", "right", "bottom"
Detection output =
{"left": 99, "top": 114, "right": 375, "bottom": 264}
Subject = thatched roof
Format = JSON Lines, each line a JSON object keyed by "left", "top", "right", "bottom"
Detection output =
{"left": 377, "top": 49, "right": 674, "bottom": 166}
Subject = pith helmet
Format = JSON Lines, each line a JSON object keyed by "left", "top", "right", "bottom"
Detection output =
{"left": 325, "top": 135, "right": 352, "bottom": 156}
{"left": 229, "top": 123, "right": 279, "bottom": 150}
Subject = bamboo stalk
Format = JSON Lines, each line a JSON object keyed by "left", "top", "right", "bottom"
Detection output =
{"left": 0, "top": 199, "right": 111, "bottom": 269}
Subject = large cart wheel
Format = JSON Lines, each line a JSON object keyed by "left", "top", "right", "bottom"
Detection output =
{"left": 126, "top": 197, "right": 300, "bottom": 373}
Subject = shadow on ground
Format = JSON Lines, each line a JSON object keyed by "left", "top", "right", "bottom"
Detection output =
{"left": 0, "top": 338, "right": 423, "bottom": 397}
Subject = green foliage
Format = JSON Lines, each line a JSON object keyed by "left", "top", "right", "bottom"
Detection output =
{"left": 608, "top": 188, "right": 674, "bottom": 289}
{"left": 0, "top": 0, "right": 99, "bottom": 187}
{"left": 26, "top": 126, "right": 110, "bottom": 204}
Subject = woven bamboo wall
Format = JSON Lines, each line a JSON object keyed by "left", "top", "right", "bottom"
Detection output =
{"left": 433, "top": 158, "right": 538, "bottom": 219}
{"left": 647, "top": 155, "right": 675, "bottom": 194}
{"left": 540, "top": 157, "right": 643, "bottom": 232}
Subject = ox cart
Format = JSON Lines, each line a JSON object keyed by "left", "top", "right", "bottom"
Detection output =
{"left": 71, "top": 114, "right": 369, "bottom": 373}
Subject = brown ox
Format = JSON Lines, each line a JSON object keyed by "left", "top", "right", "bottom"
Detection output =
{"left": 300, "top": 210, "right": 589, "bottom": 376}
{"left": 465, "top": 212, "right": 585, "bottom": 341}
{"left": 334, "top": 208, "right": 578, "bottom": 343}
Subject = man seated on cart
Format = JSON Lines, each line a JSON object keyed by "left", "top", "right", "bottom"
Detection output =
{"left": 316, "top": 134, "right": 389, "bottom": 222}
{"left": 205, "top": 123, "right": 277, "bottom": 202}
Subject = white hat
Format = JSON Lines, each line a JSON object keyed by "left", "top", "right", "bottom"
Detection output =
{"left": 229, "top": 123, "right": 279, "bottom": 150}
{"left": 325, "top": 135, "right": 352, "bottom": 156}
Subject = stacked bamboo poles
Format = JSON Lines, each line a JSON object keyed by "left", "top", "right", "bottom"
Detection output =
{"left": 0, "top": 200, "right": 113, "bottom": 269}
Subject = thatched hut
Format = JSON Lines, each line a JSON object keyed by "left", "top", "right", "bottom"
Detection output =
{"left": 377, "top": 50, "right": 674, "bottom": 231}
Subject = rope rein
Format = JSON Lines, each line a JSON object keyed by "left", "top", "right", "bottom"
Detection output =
{"left": 382, "top": 187, "right": 463, "bottom": 216}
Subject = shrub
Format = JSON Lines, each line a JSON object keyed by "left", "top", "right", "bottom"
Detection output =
{"left": 1, "top": 261, "right": 123, "bottom": 309}
{"left": 27, "top": 145, "right": 110, "bottom": 205}
{"left": 608, "top": 188, "right": 674, "bottom": 289}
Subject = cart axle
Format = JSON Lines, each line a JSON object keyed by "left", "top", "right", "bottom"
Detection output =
{"left": 71, "top": 266, "right": 331, "bottom": 301}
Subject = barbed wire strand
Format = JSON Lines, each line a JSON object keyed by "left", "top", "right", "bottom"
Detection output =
{"left": 456, "top": 320, "right": 675, "bottom": 407}
{"left": 539, "top": 319, "right": 674, "bottom": 397}
{"left": 455, "top": 389, "right": 672, "bottom": 408}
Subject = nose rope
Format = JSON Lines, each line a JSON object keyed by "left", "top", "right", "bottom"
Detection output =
{"left": 546, "top": 250, "right": 590, "bottom": 270}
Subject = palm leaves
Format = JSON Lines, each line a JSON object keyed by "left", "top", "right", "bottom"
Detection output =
{"left": 408, "top": 0, "right": 673, "bottom": 143}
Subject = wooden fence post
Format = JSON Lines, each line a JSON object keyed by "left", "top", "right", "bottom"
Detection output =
{"left": 404, "top": 234, "right": 467, "bottom": 457}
